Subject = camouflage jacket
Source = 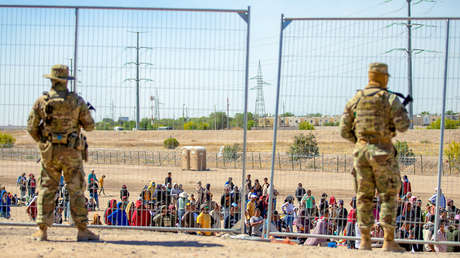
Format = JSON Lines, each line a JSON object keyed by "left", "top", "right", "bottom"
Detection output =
{"left": 339, "top": 84, "right": 410, "bottom": 144}
{"left": 27, "top": 89, "right": 94, "bottom": 143}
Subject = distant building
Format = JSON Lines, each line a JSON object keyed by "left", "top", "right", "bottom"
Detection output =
{"left": 118, "top": 117, "right": 129, "bottom": 123}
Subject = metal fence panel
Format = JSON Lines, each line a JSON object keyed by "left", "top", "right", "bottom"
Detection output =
{"left": 0, "top": 5, "right": 250, "bottom": 234}
{"left": 267, "top": 16, "right": 460, "bottom": 248}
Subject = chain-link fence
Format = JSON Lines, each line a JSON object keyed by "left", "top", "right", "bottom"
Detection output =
{"left": 266, "top": 16, "right": 460, "bottom": 249}
{"left": 0, "top": 4, "right": 251, "bottom": 234}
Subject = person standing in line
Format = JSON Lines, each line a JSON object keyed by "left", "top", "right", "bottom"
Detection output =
{"left": 98, "top": 175, "right": 106, "bottom": 196}
{"left": 27, "top": 64, "right": 98, "bottom": 241}
{"left": 164, "top": 171, "right": 172, "bottom": 186}
{"left": 340, "top": 62, "right": 410, "bottom": 251}
{"left": 295, "top": 183, "right": 306, "bottom": 206}
{"left": 27, "top": 174, "right": 36, "bottom": 198}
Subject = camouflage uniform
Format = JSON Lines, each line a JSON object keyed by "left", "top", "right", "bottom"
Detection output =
{"left": 27, "top": 65, "right": 97, "bottom": 240}
{"left": 340, "top": 63, "right": 410, "bottom": 250}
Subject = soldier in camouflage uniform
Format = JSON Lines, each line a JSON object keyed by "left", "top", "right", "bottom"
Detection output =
{"left": 27, "top": 64, "right": 99, "bottom": 241}
{"left": 340, "top": 63, "right": 410, "bottom": 252}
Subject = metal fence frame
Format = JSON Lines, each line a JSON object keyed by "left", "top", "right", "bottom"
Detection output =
{"left": 0, "top": 4, "right": 251, "bottom": 234}
{"left": 266, "top": 15, "right": 460, "bottom": 246}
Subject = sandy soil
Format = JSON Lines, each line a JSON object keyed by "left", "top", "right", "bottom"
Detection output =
{"left": 7, "top": 128, "right": 460, "bottom": 154}
{"left": 0, "top": 226, "right": 458, "bottom": 258}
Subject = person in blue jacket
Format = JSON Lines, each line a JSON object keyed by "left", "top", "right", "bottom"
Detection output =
{"left": 107, "top": 202, "right": 128, "bottom": 226}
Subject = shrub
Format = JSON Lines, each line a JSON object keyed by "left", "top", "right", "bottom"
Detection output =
{"left": 0, "top": 131, "right": 16, "bottom": 148}
{"left": 394, "top": 140, "right": 415, "bottom": 166}
{"left": 445, "top": 141, "right": 460, "bottom": 173}
{"left": 223, "top": 144, "right": 241, "bottom": 161}
{"left": 288, "top": 133, "right": 319, "bottom": 161}
{"left": 298, "top": 121, "right": 315, "bottom": 130}
{"left": 323, "top": 121, "right": 339, "bottom": 126}
{"left": 163, "top": 137, "right": 179, "bottom": 149}
{"left": 427, "top": 118, "right": 459, "bottom": 129}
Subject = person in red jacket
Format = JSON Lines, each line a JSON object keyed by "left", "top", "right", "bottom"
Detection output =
{"left": 104, "top": 199, "right": 117, "bottom": 225}
{"left": 131, "top": 200, "right": 151, "bottom": 226}
{"left": 402, "top": 175, "right": 412, "bottom": 197}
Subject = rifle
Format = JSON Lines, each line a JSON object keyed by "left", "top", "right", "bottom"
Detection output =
{"left": 387, "top": 90, "right": 413, "bottom": 106}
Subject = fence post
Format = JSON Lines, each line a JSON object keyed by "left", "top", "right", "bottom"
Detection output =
{"left": 174, "top": 152, "right": 177, "bottom": 166}
{"left": 96, "top": 151, "right": 99, "bottom": 164}
{"left": 336, "top": 155, "right": 339, "bottom": 173}
{"left": 313, "top": 155, "right": 316, "bottom": 170}
{"left": 321, "top": 153, "right": 324, "bottom": 172}
{"left": 216, "top": 153, "right": 218, "bottom": 168}
{"left": 291, "top": 157, "right": 294, "bottom": 171}
{"left": 158, "top": 151, "right": 161, "bottom": 166}
{"left": 259, "top": 153, "right": 262, "bottom": 169}
{"left": 344, "top": 154, "right": 346, "bottom": 173}
{"left": 420, "top": 155, "right": 423, "bottom": 175}
{"left": 252, "top": 152, "right": 254, "bottom": 169}
{"left": 299, "top": 159, "right": 302, "bottom": 170}
{"left": 278, "top": 152, "right": 281, "bottom": 169}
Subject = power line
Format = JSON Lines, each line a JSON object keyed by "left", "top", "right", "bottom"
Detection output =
{"left": 124, "top": 31, "right": 153, "bottom": 130}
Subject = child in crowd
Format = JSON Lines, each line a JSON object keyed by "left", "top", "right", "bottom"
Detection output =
{"left": 197, "top": 204, "right": 212, "bottom": 236}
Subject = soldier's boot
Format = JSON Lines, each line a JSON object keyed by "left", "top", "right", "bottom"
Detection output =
{"left": 31, "top": 224, "right": 48, "bottom": 241}
{"left": 382, "top": 228, "right": 405, "bottom": 252}
{"left": 359, "top": 227, "right": 372, "bottom": 250}
{"left": 77, "top": 224, "right": 99, "bottom": 242}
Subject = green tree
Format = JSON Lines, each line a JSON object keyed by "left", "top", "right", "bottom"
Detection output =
{"left": 223, "top": 144, "right": 241, "bottom": 161}
{"left": 231, "top": 112, "right": 254, "bottom": 128}
{"left": 288, "top": 133, "right": 319, "bottom": 161}
{"left": 446, "top": 110, "right": 458, "bottom": 116}
{"left": 394, "top": 140, "right": 415, "bottom": 166}
{"left": 427, "top": 118, "right": 459, "bottom": 129}
{"left": 281, "top": 112, "right": 295, "bottom": 117}
{"left": 445, "top": 141, "right": 460, "bottom": 173}
{"left": 0, "top": 131, "right": 15, "bottom": 148}
{"left": 140, "top": 118, "right": 154, "bottom": 130}
{"left": 307, "top": 113, "right": 322, "bottom": 117}
{"left": 299, "top": 121, "right": 315, "bottom": 130}
{"left": 208, "top": 112, "right": 228, "bottom": 130}
{"left": 164, "top": 137, "right": 179, "bottom": 149}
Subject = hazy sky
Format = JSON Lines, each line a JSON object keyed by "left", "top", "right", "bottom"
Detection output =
{"left": 1, "top": 0, "right": 459, "bottom": 125}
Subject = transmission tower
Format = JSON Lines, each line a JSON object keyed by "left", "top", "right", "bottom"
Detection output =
{"left": 250, "top": 61, "right": 270, "bottom": 121}
{"left": 124, "top": 31, "right": 153, "bottom": 130}
{"left": 384, "top": 0, "right": 437, "bottom": 128}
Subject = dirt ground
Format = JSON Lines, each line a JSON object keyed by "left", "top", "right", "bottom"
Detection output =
{"left": 1, "top": 226, "right": 459, "bottom": 258}
{"left": 7, "top": 127, "right": 460, "bottom": 154}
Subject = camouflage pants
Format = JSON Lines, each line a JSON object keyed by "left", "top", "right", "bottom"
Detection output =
{"left": 353, "top": 142, "right": 401, "bottom": 230}
{"left": 37, "top": 143, "right": 88, "bottom": 227}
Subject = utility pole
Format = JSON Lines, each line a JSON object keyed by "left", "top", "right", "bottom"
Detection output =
{"left": 250, "top": 60, "right": 271, "bottom": 126}
{"left": 384, "top": 0, "right": 437, "bottom": 129}
{"left": 125, "top": 31, "right": 153, "bottom": 130}
{"left": 407, "top": 0, "right": 414, "bottom": 129}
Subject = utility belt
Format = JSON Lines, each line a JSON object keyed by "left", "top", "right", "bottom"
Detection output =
{"left": 45, "top": 131, "right": 88, "bottom": 162}
{"left": 49, "top": 132, "right": 82, "bottom": 148}
{"left": 357, "top": 137, "right": 391, "bottom": 145}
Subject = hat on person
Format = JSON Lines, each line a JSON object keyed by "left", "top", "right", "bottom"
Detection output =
{"left": 231, "top": 202, "right": 238, "bottom": 207}
{"left": 338, "top": 200, "right": 344, "bottom": 205}
{"left": 43, "top": 64, "right": 75, "bottom": 82}
{"left": 179, "top": 192, "right": 188, "bottom": 198}
{"left": 368, "top": 62, "right": 390, "bottom": 76}
{"left": 250, "top": 194, "right": 258, "bottom": 199}
{"left": 200, "top": 203, "right": 208, "bottom": 210}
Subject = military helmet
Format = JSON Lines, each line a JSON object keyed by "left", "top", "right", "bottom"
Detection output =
{"left": 43, "top": 64, "right": 75, "bottom": 82}
{"left": 368, "top": 62, "right": 390, "bottom": 77}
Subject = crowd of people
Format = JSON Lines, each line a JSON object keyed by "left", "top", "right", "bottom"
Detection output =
{"left": 2, "top": 171, "right": 460, "bottom": 252}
